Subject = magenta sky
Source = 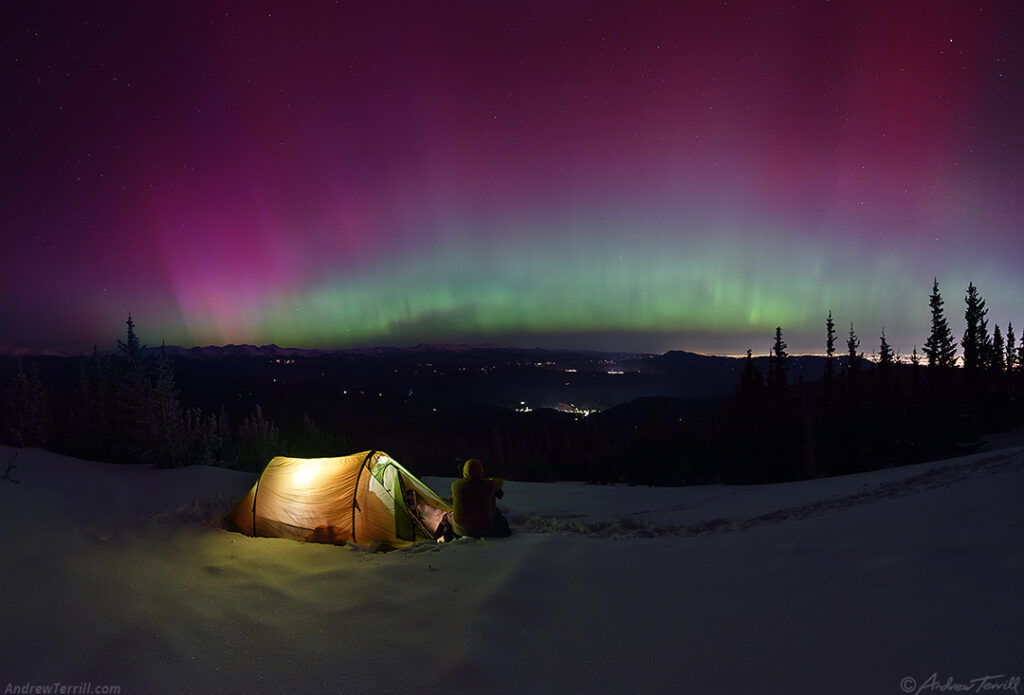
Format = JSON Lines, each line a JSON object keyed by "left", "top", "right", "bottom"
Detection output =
{"left": 2, "top": 2, "right": 1022, "bottom": 355}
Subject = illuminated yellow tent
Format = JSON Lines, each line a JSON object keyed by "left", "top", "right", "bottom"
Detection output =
{"left": 225, "top": 451, "right": 452, "bottom": 546}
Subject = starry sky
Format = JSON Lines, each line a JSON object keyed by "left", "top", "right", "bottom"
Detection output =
{"left": 3, "top": 1, "right": 1023, "bottom": 355}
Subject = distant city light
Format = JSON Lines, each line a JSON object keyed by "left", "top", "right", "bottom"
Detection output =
{"left": 557, "top": 402, "right": 597, "bottom": 417}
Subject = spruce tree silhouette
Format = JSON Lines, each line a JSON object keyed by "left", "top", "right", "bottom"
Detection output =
{"left": 3, "top": 360, "right": 52, "bottom": 448}
{"left": 769, "top": 327, "right": 790, "bottom": 395}
{"left": 146, "top": 342, "right": 184, "bottom": 467}
{"left": 738, "top": 348, "right": 764, "bottom": 399}
{"left": 819, "top": 313, "right": 840, "bottom": 475}
{"left": 923, "top": 278, "right": 957, "bottom": 368}
{"left": 992, "top": 324, "right": 1005, "bottom": 372}
{"left": 878, "top": 328, "right": 894, "bottom": 368}
{"left": 1006, "top": 322, "right": 1016, "bottom": 372}
{"left": 873, "top": 328, "right": 897, "bottom": 463}
{"left": 117, "top": 313, "right": 146, "bottom": 363}
{"left": 1017, "top": 328, "right": 1024, "bottom": 397}
{"left": 846, "top": 323, "right": 862, "bottom": 376}
{"left": 114, "top": 313, "right": 151, "bottom": 462}
{"left": 962, "top": 282, "right": 991, "bottom": 373}
{"left": 824, "top": 311, "right": 837, "bottom": 395}
{"left": 987, "top": 324, "right": 1013, "bottom": 430}
{"left": 69, "top": 345, "right": 114, "bottom": 459}
{"left": 960, "top": 282, "right": 993, "bottom": 424}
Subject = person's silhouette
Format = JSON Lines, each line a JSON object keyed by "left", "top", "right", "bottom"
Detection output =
{"left": 450, "top": 458, "right": 510, "bottom": 538}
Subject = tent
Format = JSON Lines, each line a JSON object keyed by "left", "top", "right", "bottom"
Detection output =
{"left": 225, "top": 450, "right": 452, "bottom": 546}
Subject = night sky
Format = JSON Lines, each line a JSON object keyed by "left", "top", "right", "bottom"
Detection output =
{"left": 3, "top": 1, "right": 1023, "bottom": 355}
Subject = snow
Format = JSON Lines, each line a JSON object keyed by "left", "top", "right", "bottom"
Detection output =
{"left": 1, "top": 443, "right": 1022, "bottom": 694}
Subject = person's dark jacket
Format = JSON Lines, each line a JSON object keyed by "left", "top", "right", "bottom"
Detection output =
{"left": 451, "top": 476, "right": 503, "bottom": 537}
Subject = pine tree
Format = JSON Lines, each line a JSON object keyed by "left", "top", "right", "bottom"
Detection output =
{"left": 992, "top": 324, "right": 1005, "bottom": 372}
{"left": 216, "top": 407, "right": 235, "bottom": 466}
{"left": 69, "top": 346, "right": 115, "bottom": 458}
{"left": 738, "top": 348, "right": 764, "bottom": 398}
{"left": 145, "top": 342, "right": 183, "bottom": 467}
{"left": 870, "top": 328, "right": 897, "bottom": 467}
{"left": 291, "top": 413, "right": 349, "bottom": 458}
{"left": 770, "top": 327, "right": 790, "bottom": 393}
{"left": 1006, "top": 322, "right": 1017, "bottom": 371}
{"left": 878, "top": 328, "right": 894, "bottom": 368}
{"left": 114, "top": 313, "right": 152, "bottom": 461}
{"left": 908, "top": 345, "right": 921, "bottom": 399}
{"left": 117, "top": 313, "right": 146, "bottom": 363}
{"left": 825, "top": 311, "right": 837, "bottom": 382}
{"left": 2, "top": 360, "right": 53, "bottom": 448}
{"left": 179, "top": 407, "right": 221, "bottom": 468}
{"left": 923, "top": 278, "right": 957, "bottom": 368}
{"left": 236, "top": 405, "right": 281, "bottom": 471}
{"left": 1018, "top": 330, "right": 1024, "bottom": 395}
{"left": 846, "top": 323, "right": 862, "bottom": 375}
{"left": 962, "top": 282, "right": 991, "bottom": 373}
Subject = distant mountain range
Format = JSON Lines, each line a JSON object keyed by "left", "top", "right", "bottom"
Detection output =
{"left": 0, "top": 342, "right": 856, "bottom": 410}
{"left": 125, "top": 342, "right": 651, "bottom": 365}
{"left": 0, "top": 346, "right": 74, "bottom": 358}
{"left": 0, "top": 342, "right": 840, "bottom": 384}
{"left": 0, "top": 342, "right": 547, "bottom": 359}
{"left": 635, "top": 349, "right": 837, "bottom": 384}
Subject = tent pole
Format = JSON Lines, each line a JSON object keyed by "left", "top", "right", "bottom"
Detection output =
{"left": 350, "top": 450, "right": 376, "bottom": 545}
{"left": 250, "top": 464, "right": 267, "bottom": 538}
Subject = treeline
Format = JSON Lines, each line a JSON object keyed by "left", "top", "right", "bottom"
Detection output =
{"left": 394, "top": 277, "right": 1023, "bottom": 484}
{"left": 720, "top": 278, "right": 1024, "bottom": 483}
{"left": 1, "top": 315, "right": 347, "bottom": 470}
{"left": 351, "top": 396, "right": 723, "bottom": 485}
{"left": 277, "top": 277, "right": 1024, "bottom": 486}
{"left": 2, "top": 279, "right": 1022, "bottom": 485}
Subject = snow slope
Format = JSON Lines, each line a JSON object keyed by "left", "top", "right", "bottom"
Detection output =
{"left": 1, "top": 444, "right": 1022, "bottom": 694}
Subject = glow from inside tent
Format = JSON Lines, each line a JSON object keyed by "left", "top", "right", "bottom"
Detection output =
{"left": 291, "top": 462, "right": 321, "bottom": 488}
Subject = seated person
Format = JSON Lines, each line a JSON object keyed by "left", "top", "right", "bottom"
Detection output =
{"left": 450, "top": 458, "right": 510, "bottom": 538}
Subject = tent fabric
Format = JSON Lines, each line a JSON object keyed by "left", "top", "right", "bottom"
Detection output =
{"left": 225, "top": 451, "right": 451, "bottom": 546}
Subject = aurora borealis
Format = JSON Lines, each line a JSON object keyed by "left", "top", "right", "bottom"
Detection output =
{"left": 3, "top": 2, "right": 1023, "bottom": 355}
